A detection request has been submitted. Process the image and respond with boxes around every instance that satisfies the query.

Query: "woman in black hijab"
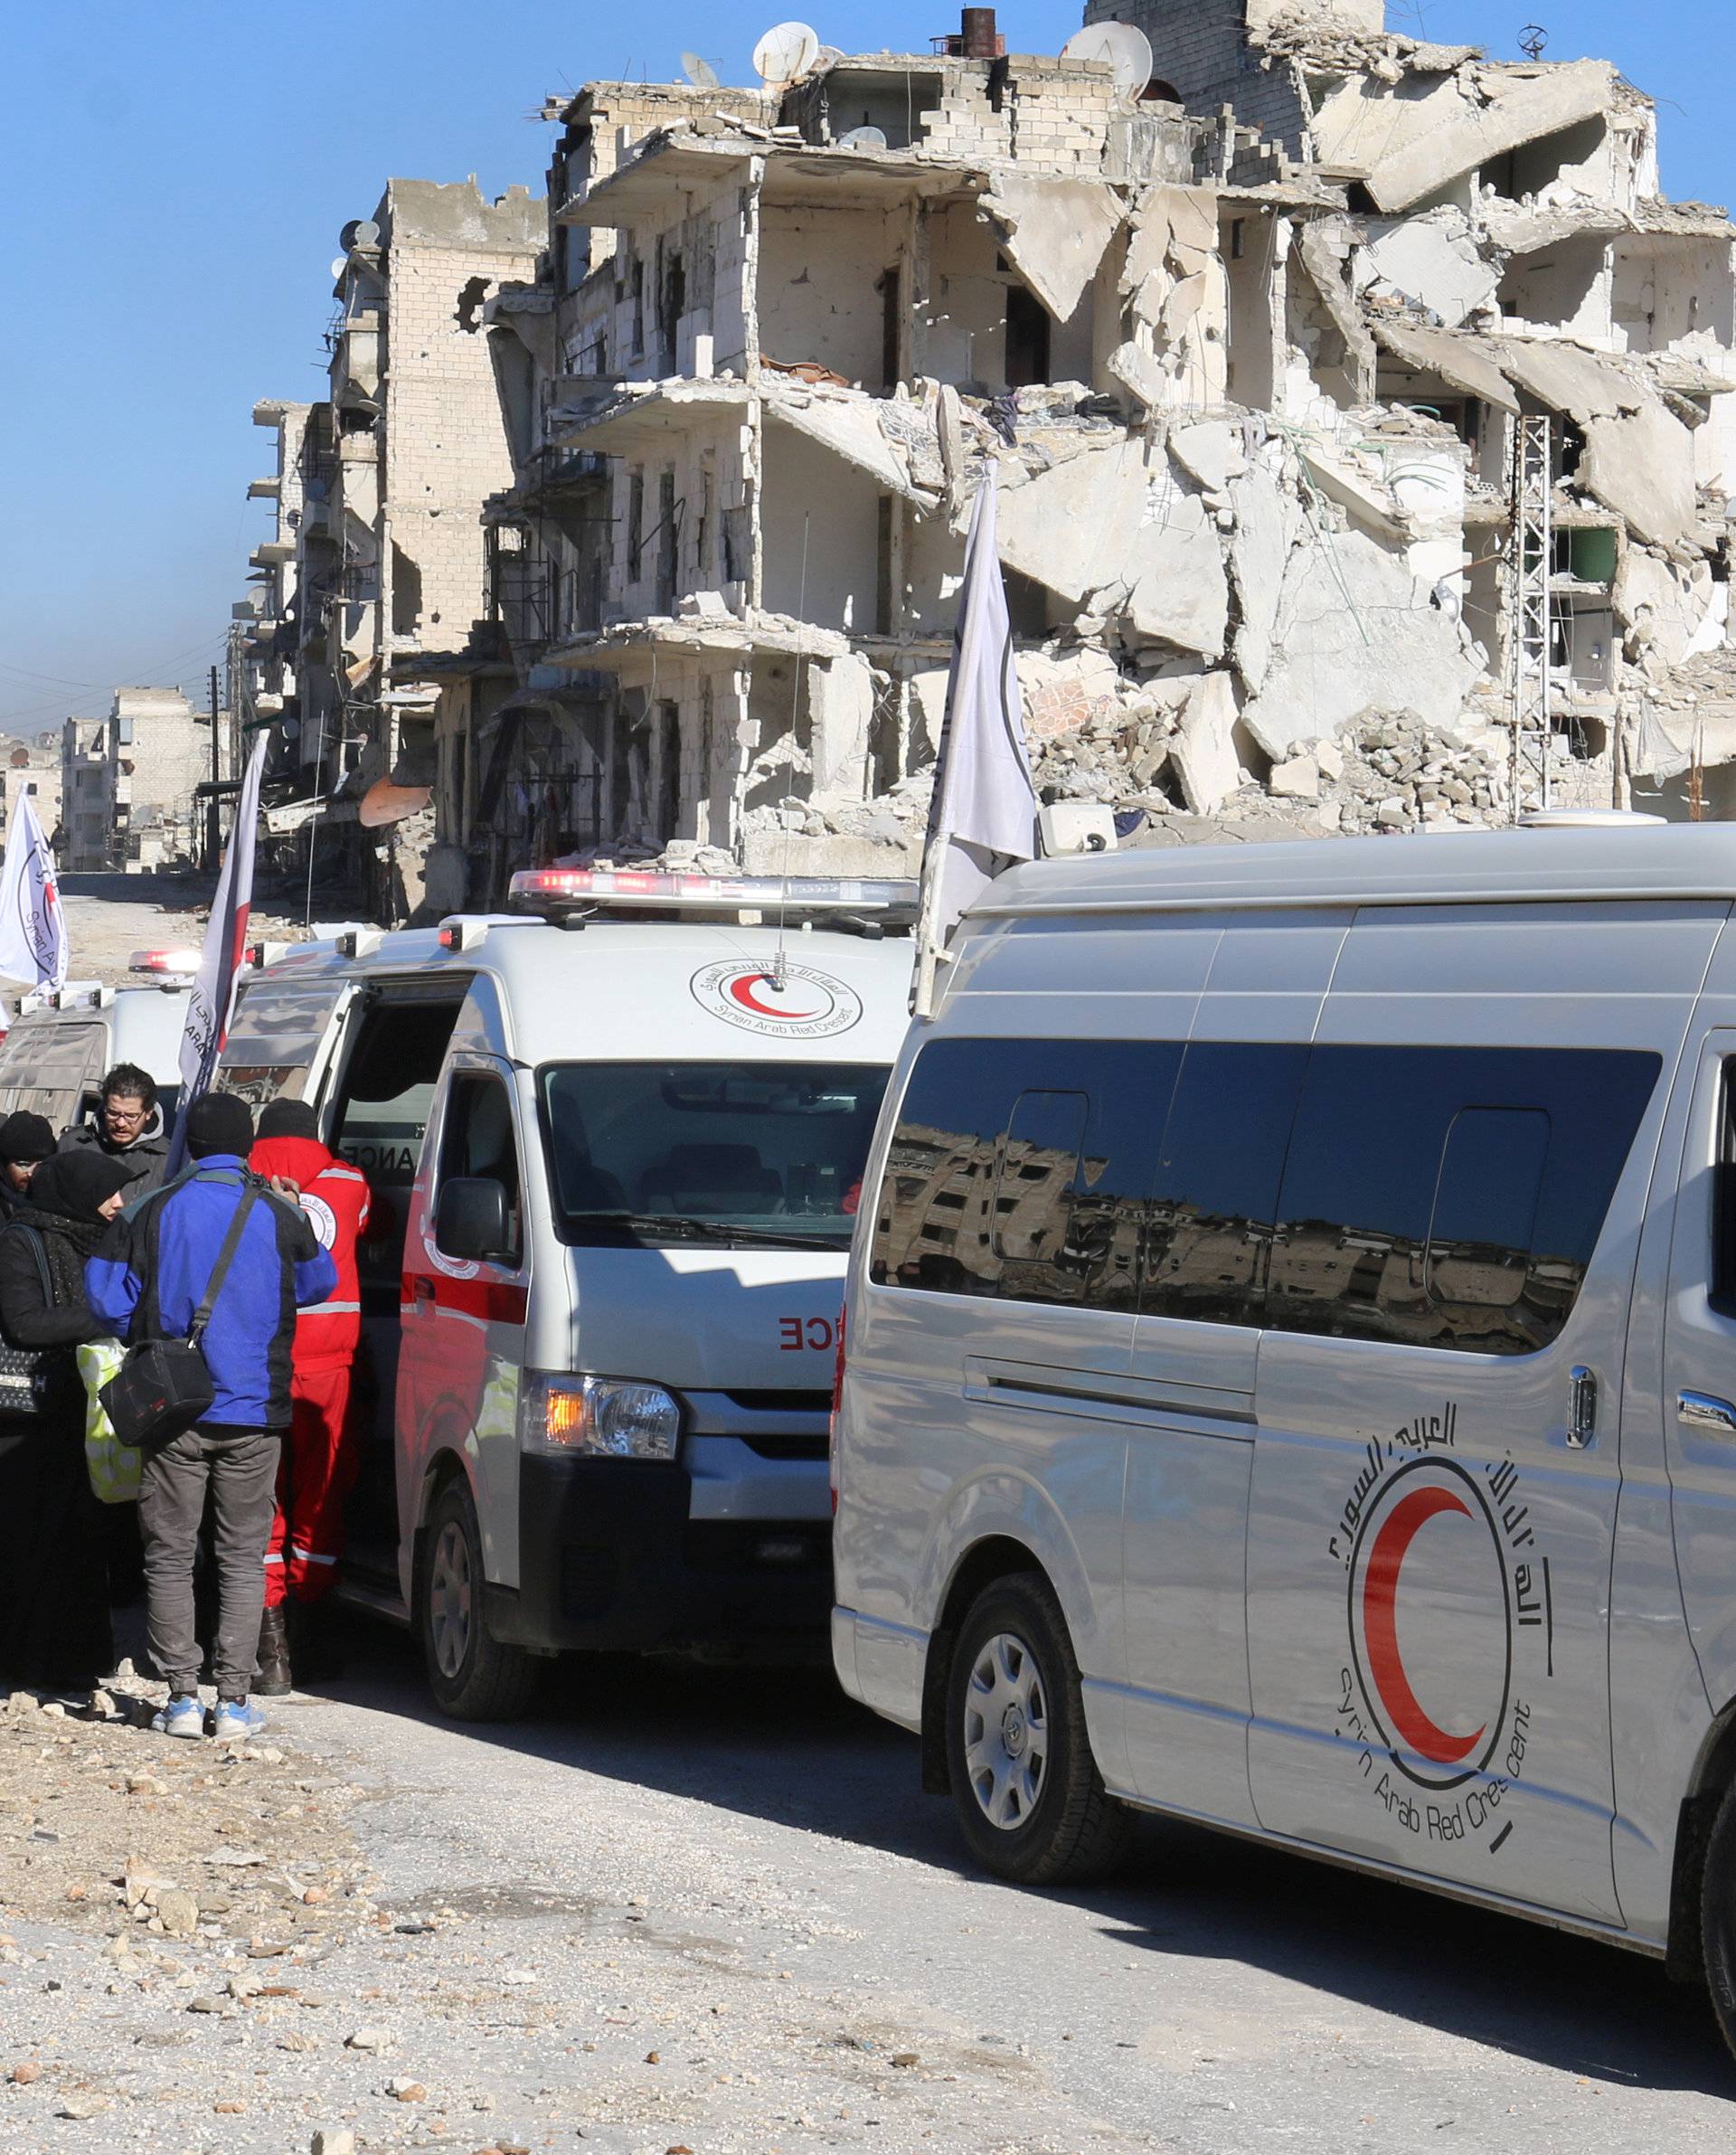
[0,1150,133,1693]
[0,1111,56,1223]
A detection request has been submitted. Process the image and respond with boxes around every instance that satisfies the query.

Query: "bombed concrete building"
[457,0,1736,893]
[238,179,543,912]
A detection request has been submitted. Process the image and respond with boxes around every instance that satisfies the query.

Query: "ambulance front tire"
[943,1572,1133,1887]
[417,1478,540,1722]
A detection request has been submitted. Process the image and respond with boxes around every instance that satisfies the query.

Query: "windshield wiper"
[568,1210,845,1252]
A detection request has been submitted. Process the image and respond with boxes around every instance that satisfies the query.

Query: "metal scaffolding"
[1507,413,1553,819]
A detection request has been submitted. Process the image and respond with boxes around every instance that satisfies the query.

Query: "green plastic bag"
[78,1339,139,1507]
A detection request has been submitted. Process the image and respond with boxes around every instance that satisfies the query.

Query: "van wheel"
[944,1574,1132,1886]
[1699,1778,1736,2063]
[418,1479,540,1722]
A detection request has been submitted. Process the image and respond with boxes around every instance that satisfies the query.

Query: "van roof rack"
[22,980,114,1012]
[507,867,919,935]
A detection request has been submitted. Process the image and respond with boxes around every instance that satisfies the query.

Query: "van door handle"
[1679,1389,1736,1437]
[1567,1366,1597,1450]
[408,1275,437,1307]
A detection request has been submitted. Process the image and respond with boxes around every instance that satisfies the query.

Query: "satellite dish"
[329,256,348,281]
[353,219,381,248]
[836,124,889,149]
[814,43,844,68]
[681,51,722,88]
[1060,21,1156,105]
[752,19,820,84]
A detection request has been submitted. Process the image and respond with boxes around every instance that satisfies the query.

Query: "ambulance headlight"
[521,1373,680,1460]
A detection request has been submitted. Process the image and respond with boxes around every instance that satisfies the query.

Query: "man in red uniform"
[249,1098,370,1695]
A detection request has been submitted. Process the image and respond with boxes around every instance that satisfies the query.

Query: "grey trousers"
[138,1426,280,1701]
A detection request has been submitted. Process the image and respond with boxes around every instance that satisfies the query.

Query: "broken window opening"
[656,472,679,614]
[629,259,646,358]
[879,264,902,393]
[455,276,490,332]
[722,500,750,586]
[867,676,902,797]
[875,496,894,638]
[1002,567,1052,640]
[627,472,645,581]
[658,250,686,376]
[655,700,682,840]
[1005,282,1052,390]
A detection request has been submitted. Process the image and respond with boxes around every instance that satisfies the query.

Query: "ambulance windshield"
[540,1061,889,1249]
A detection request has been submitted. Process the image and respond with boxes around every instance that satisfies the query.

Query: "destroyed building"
[240,179,543,912]
[236,0,1736,912]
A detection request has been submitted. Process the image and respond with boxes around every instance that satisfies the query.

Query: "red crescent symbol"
[727,973,826,1021]
[1363,1485,1486,1764]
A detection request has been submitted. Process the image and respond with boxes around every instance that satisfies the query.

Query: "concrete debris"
[1490,338,1697,546]
[1239,524,1485,762]
[1368,319,1520,415]
[1168,419,1248,496]
[981,174,1124,323]
[1310,59,1619,216]
[995,440,1229,658]
[1357,208,1500,329]
[1171,672,1242,815]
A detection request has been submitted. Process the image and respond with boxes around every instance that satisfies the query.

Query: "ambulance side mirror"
[436,1176,514,1264]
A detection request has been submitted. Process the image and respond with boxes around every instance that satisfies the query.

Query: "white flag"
[0,791,69,992]
[175,730,269,1148]
[912,465,1036,1016]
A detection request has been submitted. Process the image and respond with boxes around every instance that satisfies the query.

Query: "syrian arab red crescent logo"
[690,961,863,1039]
[1347,1458,1510,1790]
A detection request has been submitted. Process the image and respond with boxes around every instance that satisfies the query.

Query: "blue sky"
[0,0,1729,738]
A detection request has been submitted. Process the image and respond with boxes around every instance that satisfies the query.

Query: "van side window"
[1267,1045,1659,1355]
[869,1038,1178,1310]
[438,1073,523,1265]
[1141,1042,1307,1329]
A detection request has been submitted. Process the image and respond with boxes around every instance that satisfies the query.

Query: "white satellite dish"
[752,19,820,84]
[329,256,348,281]
[814,43,844,68]
[836,124,889,149]
[353,219,381,247]
[681,51,722,89]
[1060,21,1155,105]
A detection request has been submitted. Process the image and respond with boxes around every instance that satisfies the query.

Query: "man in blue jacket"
[87,1092,338,1741]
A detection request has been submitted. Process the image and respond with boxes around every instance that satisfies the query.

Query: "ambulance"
[217,871,914,1718]
[0,948,200,1133]
[830,817,1736,2067]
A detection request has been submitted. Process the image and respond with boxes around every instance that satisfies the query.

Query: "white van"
[219,871,913,1718]
[833,822,1736,2061]
[0,953,196,1133]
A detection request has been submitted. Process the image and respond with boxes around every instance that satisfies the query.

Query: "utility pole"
[206,663,222,874]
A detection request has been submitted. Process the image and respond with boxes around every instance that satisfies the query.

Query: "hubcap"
[429,1518,473,1680]
[963,1630,1049,1830]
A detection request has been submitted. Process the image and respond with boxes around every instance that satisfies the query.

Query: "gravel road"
[4,1622,1735,2153]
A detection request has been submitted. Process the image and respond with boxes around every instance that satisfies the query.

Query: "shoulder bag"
[101,1184,260,1451]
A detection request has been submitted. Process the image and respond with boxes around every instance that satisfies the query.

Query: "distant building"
[59,689,207,872]
[0,733,62,852]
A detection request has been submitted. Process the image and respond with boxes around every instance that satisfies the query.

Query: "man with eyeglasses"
[59,1063,172,1195]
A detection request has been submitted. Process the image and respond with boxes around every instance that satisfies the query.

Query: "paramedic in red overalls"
[249,1098,370,1695]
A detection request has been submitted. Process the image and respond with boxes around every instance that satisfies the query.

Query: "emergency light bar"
[507,868,920,924]
[129,948,202,979]
[21,980,113,1013]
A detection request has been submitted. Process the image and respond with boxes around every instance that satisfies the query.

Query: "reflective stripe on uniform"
[298,1300,361,1318]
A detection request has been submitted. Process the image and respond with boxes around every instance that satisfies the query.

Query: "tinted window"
[1267,1045,1658,1354]
[870,1037,1180,1309]
[539,1062,887,1251]
[1141,1042,1307,1329]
